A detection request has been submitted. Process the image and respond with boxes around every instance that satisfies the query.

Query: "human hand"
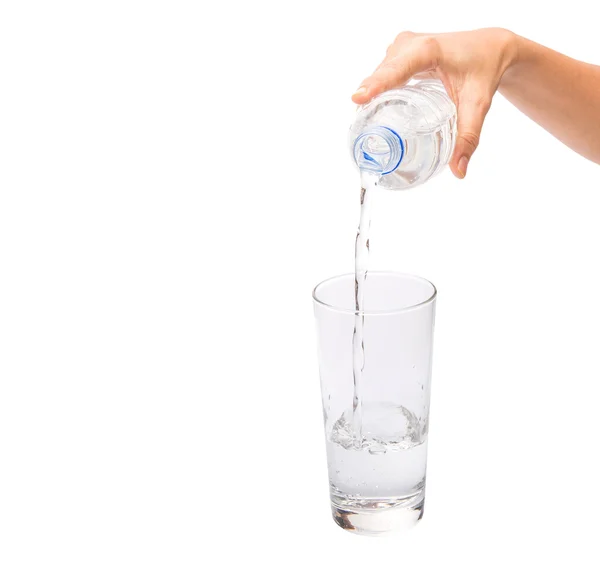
[352,29,517,178]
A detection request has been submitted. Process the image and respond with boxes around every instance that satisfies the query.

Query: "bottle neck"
[353,126,404,174]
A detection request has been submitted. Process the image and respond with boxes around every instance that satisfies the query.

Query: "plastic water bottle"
[349,79,457,190]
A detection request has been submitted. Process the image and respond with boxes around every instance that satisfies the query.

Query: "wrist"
[497,29,523,86]
[496,28,519,74]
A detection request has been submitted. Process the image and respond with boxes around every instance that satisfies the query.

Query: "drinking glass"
[313,272,437,535]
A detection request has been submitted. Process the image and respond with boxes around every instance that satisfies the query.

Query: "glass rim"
[312,271,437,316]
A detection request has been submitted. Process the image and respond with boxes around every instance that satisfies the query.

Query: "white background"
[1,1,599,576]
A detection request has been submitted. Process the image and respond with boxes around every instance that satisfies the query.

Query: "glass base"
[331,492,424,536]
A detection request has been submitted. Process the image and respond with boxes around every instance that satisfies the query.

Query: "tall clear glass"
[313,272,437,535]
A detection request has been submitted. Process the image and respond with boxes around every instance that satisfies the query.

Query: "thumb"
[450,92,492,179]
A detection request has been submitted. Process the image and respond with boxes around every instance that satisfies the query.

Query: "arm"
[499,36,600,164]
[352,29,600,178]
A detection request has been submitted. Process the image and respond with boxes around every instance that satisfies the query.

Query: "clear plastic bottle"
[349,79,457,190]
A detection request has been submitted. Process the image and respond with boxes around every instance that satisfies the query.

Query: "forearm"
[499,34,600,164]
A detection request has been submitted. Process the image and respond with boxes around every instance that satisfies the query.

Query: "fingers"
[450,90,492,179]
[352,36,441,104]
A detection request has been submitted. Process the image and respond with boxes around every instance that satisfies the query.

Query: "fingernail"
[458,156,468,178]
[353,86,367,97]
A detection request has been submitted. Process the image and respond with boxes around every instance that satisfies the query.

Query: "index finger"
[352,36,441,104]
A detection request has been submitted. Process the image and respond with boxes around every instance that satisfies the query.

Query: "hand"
[352,29,517,178]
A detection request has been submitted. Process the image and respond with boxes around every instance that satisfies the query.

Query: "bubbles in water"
[330,402,427,453]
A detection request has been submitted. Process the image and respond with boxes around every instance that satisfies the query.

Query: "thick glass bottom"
[331,490,425,536]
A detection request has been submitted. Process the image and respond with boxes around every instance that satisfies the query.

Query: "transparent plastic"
[349,79,457,190]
